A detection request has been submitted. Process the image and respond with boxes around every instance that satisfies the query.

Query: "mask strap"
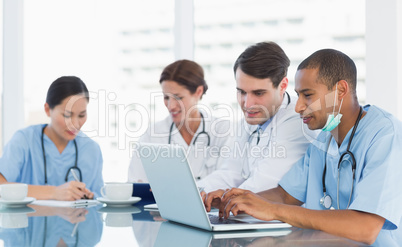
[332,83,338,114]
[332,83,344,116]
[337,97,344,115]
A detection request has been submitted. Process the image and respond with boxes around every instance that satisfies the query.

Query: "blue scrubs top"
[279,105,402,230]
[0,124,104,197]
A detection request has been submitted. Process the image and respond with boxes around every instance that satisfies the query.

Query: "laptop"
[154,221,292,247]
[139,142,292,231]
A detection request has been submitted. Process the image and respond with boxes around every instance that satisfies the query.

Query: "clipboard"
[132,183,155,204]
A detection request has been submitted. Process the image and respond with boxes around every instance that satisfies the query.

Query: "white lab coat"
[197,93,320,193]
[128,110,231,182]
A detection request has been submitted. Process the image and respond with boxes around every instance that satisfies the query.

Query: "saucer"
[96,197,141,207]
[0,197,36,208]
[97,206,141,214]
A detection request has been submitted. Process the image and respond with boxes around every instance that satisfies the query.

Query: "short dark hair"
[159,59,208,96]
[297,49,357,93]
[233,41,290,87]
[46,76,89,109]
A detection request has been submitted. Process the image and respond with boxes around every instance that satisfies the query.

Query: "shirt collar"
[257,92,290,132]
[258,118,272,132]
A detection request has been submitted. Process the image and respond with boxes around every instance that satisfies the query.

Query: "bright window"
[24,0,175,182]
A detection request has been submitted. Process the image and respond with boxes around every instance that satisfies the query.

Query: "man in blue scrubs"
[213,49,402,245]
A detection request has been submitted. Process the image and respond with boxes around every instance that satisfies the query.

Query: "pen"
[70,169,88,199]
[70,169,80,181]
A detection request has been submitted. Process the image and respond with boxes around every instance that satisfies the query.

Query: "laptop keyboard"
[208,214,243,225]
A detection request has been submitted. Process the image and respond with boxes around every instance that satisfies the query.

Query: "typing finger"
[223,197,242,218]
[200,191,206,201]
[221,188,243,201]
[205,194,217,212]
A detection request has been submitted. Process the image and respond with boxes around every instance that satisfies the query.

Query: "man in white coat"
[199,42,318,204]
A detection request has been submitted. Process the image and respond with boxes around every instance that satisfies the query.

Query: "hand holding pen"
[52,181,92,201]
[70,169,92,199]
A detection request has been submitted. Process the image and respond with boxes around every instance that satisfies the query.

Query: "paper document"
[32,199,100,208]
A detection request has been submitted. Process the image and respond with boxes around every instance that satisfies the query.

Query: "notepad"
[32,199,100,208]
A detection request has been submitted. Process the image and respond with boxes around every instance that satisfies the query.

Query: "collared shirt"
[259,117,273,132]
[198,93,320,193]
[279,105,402,230]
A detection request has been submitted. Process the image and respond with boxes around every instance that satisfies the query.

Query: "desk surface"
[0,201,400,247]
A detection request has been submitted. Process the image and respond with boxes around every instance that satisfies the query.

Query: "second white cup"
[101,182,133,201]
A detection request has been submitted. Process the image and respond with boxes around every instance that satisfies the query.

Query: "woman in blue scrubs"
[0,76,103,200]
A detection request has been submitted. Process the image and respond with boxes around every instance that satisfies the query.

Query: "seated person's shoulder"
[363,105,402,135]
[147,116,171,136]
[10,124,43,144]
[209,114,232,134]
[75,132,101,152]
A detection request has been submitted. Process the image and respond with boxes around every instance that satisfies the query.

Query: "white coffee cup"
[101,182,133,201]
[0,213,28,228]
[0,184,28,201]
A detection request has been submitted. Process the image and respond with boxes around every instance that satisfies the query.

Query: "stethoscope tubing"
[41,124,80,184]
[168,112,211,146]
[321,106,363,209]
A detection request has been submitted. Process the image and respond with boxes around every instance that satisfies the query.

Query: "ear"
[337,80,349,100]
[195,85,204,99]
[278,77,289,95]
[44,103,51,117]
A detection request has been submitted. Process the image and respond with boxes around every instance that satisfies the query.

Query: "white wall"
[366,0,402,118]
[2,0,24,146]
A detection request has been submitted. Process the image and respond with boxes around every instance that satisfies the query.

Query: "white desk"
[0,202,399,246]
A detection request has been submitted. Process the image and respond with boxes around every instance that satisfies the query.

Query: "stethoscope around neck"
[320,106,363,210]
[41,124,81,184]
[246,92,291,144]
[168,112,211,146]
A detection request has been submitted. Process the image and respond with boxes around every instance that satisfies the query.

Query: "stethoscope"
[168,112,210,146]
[242,92,291,179]
[320,106,363,210]
[247,92,291,144]
[41,124,81,184]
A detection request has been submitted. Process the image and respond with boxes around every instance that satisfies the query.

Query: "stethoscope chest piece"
[320,193,333,209]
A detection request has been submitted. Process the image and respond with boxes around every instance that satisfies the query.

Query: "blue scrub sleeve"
[278,147,311,203]
[76,139,104,198]
[0,131,28,182]
[348,130,402,230]
[90,146,104,198]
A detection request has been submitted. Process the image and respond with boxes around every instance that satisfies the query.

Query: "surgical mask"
[322,84,343,132]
